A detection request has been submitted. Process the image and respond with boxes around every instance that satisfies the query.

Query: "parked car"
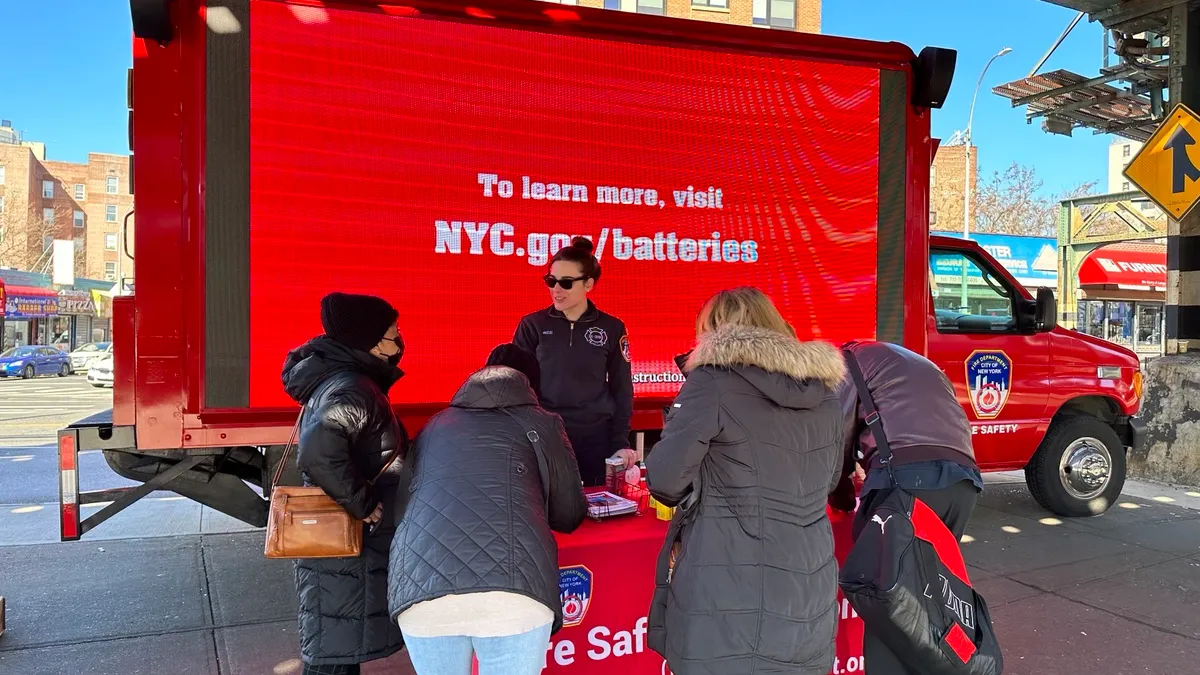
[0,346,73,379]
[87,352,114,388]
[68,342,112,374]
[52,333,73,352]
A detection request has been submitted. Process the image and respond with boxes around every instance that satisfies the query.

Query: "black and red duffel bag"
[838,348,1003,675]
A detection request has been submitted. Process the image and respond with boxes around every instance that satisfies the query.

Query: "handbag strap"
[500,407,551,508]
[270,408,306,489]
[841,344,897,488]
[270,403,403,490]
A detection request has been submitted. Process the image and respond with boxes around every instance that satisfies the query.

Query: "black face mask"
[379,335,404,368]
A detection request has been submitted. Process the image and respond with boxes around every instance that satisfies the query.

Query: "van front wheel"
[1025,416,1126,517]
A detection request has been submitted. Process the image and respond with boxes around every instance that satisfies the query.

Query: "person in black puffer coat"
[388,344,588,675]
[646,287,846,675]
[281,293,408,675]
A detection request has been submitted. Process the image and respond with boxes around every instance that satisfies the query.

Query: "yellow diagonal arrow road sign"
[1124,103,1200,219]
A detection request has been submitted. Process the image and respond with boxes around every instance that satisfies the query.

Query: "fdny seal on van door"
[965,350,1012,420]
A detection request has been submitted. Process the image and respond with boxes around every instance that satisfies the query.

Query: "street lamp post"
[959,46,1012,311]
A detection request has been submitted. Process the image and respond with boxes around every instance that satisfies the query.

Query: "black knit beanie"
[486,343,541,400]
[320,292,399,353]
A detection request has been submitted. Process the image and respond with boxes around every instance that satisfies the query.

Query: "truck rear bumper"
[57,411,270,540]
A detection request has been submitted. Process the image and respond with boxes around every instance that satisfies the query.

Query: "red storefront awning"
[3,284,60,319]
[1078,243,1167,291]
[6,285,58,298]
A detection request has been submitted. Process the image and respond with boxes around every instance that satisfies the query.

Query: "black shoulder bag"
[838,347,1004,675]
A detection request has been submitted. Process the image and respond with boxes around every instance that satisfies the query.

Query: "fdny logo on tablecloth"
[965,351,1012,420]
[559,565,593,627]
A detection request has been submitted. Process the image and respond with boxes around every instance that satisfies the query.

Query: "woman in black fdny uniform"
[513,237,634,486]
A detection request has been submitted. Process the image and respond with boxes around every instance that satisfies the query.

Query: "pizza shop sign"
[57,290,97,315]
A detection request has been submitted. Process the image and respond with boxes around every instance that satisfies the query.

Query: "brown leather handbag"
[264,408,400,559]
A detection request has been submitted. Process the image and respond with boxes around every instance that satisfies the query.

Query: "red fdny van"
[58,0,1143,544]
[927,235,1143,516]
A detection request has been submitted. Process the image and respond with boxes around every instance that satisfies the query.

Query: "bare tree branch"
[974,162,1097,237]
[0,202,88,275]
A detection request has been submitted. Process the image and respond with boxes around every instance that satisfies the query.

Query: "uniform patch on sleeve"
[620,334,630,363]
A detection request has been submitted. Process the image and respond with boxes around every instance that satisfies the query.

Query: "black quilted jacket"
[388,366,588,633]
[281,336,407,666]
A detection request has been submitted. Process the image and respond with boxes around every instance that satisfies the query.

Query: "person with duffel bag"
[830,340,1002,675]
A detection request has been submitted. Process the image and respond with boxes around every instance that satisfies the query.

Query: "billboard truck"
[63,0,1143,548]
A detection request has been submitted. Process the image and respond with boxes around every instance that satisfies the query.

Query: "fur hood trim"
[686,325,845,388]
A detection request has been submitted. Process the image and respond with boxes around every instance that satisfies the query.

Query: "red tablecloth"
[534,507,865,674]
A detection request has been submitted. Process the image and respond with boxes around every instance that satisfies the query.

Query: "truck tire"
[1025,415,1126,517]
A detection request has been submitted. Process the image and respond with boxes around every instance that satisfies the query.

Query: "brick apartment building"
[0,126,133,284]
[573,0,820,33]
[930,144,977,233]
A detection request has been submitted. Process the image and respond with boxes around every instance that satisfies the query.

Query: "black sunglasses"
[544,274,589,290]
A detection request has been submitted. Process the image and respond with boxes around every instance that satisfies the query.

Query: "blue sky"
[3,0,1110,195]
[824,0,1113,195]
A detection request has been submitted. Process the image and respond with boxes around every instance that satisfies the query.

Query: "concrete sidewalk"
[0,478,1197,675]
[961,477,1200,675]
[0,531,412,675]
[0,495,259,547]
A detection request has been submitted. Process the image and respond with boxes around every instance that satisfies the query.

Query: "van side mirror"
[1035,287,1057,333]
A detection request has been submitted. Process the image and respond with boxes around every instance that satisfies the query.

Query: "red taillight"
[59,432,80,541]
[378,4,419,16]
[543,8,581,21]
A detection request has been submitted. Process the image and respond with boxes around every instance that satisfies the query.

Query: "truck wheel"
[1025,416,1126,517]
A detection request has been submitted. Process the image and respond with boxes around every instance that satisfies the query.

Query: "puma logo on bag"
[872,514,894,534]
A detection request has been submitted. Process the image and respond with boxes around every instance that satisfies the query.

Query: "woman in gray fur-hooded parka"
[646,301,847,675]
